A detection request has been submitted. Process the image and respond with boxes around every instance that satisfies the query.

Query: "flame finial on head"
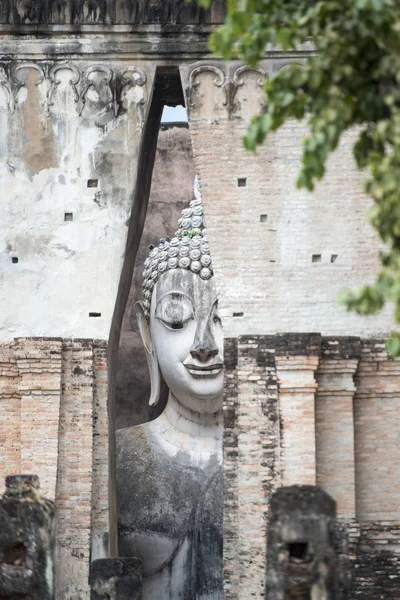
[141,184,213,319]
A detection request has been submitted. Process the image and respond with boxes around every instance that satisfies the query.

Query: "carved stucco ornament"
[0,0,10,23]
[11,62,45,107]
[187,63,267,118]
[188,64,227,110]
[0,66,14,112]
[0,0,226,24]
[230,64,267,113]
[117,65,147,121]
[79,64,114,116]
[47,62,80,111]
[0,61,149,118]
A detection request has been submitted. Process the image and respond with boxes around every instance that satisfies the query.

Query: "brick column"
[223,338,239,599]
[55,339,94,600]
[274,334,321,486]
[0,343,21,490]
[315,337,360,519]
[92,340,109,561]
[225,336,280,600]
[15,338,62,500]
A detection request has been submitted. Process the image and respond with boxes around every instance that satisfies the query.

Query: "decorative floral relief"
[0,0,226,24]
[47,0,70,24]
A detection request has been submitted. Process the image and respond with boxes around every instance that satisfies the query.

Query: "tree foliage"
[198,0,400,354]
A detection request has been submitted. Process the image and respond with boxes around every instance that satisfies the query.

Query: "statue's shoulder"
[116,421,158,468]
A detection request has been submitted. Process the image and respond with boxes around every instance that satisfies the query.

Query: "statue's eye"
[170,322,184,330]
[155,293,194,331]
[213,315,222,325]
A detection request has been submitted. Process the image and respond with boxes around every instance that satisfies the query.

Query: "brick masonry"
[223,334,400,600]
[184,60,394,340]
[0,337,109,600]
[1,334,397,599]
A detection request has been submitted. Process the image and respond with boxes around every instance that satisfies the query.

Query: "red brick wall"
[0,337,109,600]
[55,339,94,599]
[17,338,62,500]
[223,334,400,599]
[0,343,21,482]
[315,338,360,519]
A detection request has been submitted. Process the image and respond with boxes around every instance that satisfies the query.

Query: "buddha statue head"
[136,189,224,416]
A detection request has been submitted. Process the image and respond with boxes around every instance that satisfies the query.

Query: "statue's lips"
[184,363,224,376]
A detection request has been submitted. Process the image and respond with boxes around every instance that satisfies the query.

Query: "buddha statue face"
[137,267,224,415]
[150,268,224,414]
[137,191,223,415]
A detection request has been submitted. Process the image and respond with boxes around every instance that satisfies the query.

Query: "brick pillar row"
[0,337,109,600]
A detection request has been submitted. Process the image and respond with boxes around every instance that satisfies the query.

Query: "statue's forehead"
[155,269,216,307]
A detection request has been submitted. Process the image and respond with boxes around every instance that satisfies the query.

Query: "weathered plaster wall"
[223,335,400,600]
[182,60,393,339]
[0,59,154,342]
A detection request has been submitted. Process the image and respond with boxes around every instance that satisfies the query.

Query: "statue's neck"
[164,392,223,439]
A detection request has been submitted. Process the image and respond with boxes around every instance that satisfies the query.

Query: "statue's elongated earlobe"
[135,301,161,407]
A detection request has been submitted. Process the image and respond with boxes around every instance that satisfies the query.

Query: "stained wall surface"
[182,60,393,339]
[0,58,154,342]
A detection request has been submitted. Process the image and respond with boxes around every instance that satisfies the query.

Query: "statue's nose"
[190,345,218,362]
[190,315,219,362]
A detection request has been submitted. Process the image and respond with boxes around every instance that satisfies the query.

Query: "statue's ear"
[135,301,161,407]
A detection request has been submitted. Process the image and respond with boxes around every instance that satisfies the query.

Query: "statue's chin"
[176,396,223,415]
[166,375,223,415]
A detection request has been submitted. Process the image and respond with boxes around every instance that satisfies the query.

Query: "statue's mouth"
[184,363,224,376]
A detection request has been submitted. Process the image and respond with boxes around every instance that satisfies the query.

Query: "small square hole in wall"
[312,254,322,263]
[64,213,73,222]
[11,257,18,264]
[89,312,102,318]
[233,311,244,318]
[331,254,338,263]
[260,214,268,223]
[237,177,247,188]
[87,179,98,188]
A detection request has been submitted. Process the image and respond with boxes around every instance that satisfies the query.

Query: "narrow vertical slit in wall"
[109,66,188,554]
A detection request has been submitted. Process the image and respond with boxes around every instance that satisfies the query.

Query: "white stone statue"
[116,189,224,599]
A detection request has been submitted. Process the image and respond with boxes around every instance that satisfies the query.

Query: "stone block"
[91,558,143,600]
[266,485,337,600]
[0,475,55,600]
